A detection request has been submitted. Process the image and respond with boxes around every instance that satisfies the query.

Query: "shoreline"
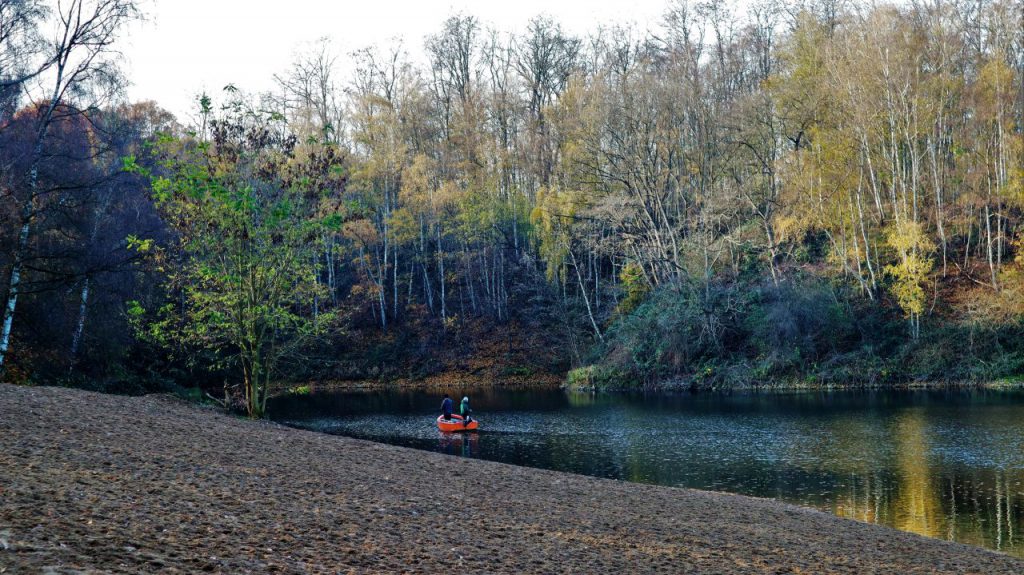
[283,374,1024,395]
[564,378,1024,393]
[275,371,564,396]
[3,382,1022,574]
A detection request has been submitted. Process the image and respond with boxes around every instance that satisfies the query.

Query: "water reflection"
[269,387,1024,556]
[439,432,479,458]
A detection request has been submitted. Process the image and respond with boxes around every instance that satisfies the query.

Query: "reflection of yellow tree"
[892,411,945,538]
[802,410,947,539]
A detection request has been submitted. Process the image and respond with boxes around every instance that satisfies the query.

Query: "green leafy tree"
[128,95,340,417]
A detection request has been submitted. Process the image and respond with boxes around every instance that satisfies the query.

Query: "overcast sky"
[123,0,671,120]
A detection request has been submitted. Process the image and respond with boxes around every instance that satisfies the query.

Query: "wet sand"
[1,383,1021,574]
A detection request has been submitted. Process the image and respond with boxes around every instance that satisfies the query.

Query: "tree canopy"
[0,0,1022,408]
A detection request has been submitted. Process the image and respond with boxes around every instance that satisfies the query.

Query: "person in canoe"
[440,394,454,421]
[459,396,472,427]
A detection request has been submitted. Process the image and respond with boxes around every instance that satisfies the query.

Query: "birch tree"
[0,0,139,371]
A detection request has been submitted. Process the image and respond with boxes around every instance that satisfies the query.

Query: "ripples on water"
[270,387,1024,556]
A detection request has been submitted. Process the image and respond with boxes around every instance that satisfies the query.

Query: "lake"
[269,386,1024,556]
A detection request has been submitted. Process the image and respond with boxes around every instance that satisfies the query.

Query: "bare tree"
[274,38,342,144]
[0,0,47,118]
[515,16,580,186]
[426,14,478,138]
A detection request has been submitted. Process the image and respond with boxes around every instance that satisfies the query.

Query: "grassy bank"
[564,363,1024,392]
[568,275,1024,392]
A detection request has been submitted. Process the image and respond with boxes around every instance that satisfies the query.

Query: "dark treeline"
[1,0,1022,412]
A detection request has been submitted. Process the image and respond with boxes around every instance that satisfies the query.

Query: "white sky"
[123,0,671,120]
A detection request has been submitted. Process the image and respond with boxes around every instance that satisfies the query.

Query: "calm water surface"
[269,387,1024,556]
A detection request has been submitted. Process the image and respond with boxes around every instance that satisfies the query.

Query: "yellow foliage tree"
[883,221,935,339]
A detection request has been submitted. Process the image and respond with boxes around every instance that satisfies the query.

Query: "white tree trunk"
[0,219,30,369]
[70,277,91,363]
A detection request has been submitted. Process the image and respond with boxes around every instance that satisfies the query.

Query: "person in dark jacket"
[460,396,472,426]
[440,394,454,421]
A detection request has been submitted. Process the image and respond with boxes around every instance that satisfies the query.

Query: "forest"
[0,0,1022,416]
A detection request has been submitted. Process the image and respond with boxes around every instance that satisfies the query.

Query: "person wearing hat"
[459,395,472,427]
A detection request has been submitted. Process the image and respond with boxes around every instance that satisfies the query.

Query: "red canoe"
[437,414,479,432]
